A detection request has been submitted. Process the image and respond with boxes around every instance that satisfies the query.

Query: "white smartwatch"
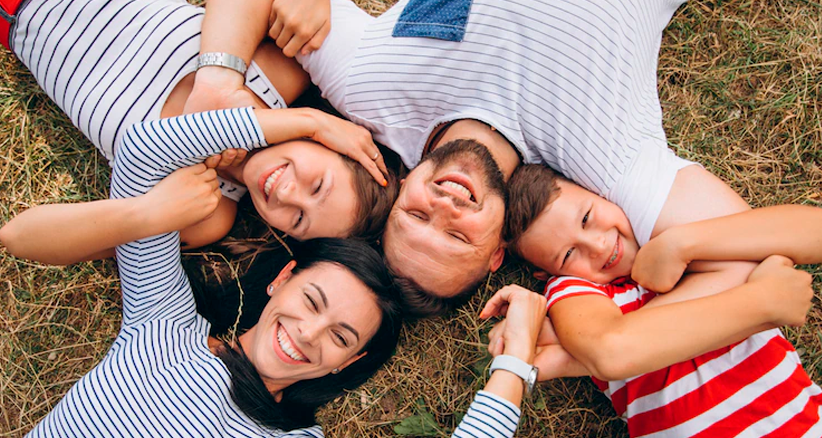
[489,355,539,396]
[196,52,248,76]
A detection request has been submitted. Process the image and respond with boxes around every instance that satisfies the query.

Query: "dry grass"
[1,0,821,436]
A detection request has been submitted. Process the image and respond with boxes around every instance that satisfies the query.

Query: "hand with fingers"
[309,110,388,186]
[268,0,331,58]
[480,285,548,363]
[204,148,249,170]
[139,164,223,234]
[183,67,258,115]
[748,255,814,328]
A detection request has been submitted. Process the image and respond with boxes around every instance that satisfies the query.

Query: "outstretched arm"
[635,204,822,292]
[547,256,813,381]
[0,165,221,265]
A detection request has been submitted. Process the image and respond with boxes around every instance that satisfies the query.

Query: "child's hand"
[204,149,249,169]
[632,228,689,292]
[480,285,548,362]
[748,255,813,327]
[533,344,591,381]
[139,164,222,234]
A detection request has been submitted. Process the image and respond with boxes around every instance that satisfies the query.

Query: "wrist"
[132,194,164,236]
[193,65,246,90]
[502,341,536,364]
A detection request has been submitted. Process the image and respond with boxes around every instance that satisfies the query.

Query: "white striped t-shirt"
[299,0,694,245]
[545,276,822,437]
[25,107,523,437]
[10,0,286,202]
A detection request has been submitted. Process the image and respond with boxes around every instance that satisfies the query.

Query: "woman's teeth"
[277,326,308,362]
[440,180,474,201]
[264,167,286,198]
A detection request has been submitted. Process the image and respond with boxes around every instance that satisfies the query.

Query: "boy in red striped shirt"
[483,164,822,437]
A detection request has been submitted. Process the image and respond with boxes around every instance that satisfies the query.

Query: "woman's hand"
[480,285,547,362]
[487,316,559,357]
[632,227,689,292]
[183,67,257,115]
[309,110,388,186]
[138,164,222,234]
[748,255,814,327]
[268,0,331,57]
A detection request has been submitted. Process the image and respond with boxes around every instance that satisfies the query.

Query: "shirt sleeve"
[544,276,610,312]
[452,391,521,438]
[280,425,324,437]
[110,108,265,327]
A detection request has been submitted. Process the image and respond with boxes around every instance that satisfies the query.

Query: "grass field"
[1,0,821,436]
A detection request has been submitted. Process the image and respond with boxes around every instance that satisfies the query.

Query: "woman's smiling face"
[239,261,381,392]
[242,140,358,240]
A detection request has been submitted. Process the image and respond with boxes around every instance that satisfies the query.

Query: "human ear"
[489,245,505,272]
[268,260,297,295]
[533,271,550,281]
[336,351,368,373]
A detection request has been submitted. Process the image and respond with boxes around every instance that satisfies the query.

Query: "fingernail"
[381,179,387,187]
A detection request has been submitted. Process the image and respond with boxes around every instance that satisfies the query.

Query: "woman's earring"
[331,368,340,374]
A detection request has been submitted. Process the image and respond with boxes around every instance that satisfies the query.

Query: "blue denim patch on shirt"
[392,0,473,42]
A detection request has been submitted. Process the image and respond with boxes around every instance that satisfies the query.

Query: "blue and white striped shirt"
[26,108,521,437]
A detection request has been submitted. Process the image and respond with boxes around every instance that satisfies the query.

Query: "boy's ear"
[533,270,550,281]
[489,245,505,272]
[268,260,297,295]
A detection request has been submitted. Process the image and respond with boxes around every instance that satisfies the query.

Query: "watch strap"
[489,355,533,380]
[196,52,248,76]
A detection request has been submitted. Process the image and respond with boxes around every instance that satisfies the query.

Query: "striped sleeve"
[452,391,521,438]
[544,276,610,311]
[110,108,264,326]
[281,425,324,437]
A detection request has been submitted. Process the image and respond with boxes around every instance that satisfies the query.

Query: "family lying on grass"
[1,0,820,436]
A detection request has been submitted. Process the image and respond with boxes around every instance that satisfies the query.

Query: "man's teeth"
[277,327,307,362]
[264,167,286,198]
[440,181,474,201]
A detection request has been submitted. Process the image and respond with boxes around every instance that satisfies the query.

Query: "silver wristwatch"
[489,355,539,395]
[196,52,248,76]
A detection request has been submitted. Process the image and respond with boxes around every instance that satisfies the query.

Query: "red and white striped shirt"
[545,276,822,437]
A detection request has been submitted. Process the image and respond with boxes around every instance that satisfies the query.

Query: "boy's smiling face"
[517,179,639,284]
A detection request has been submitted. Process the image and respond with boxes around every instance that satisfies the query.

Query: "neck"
[427,119,521,181]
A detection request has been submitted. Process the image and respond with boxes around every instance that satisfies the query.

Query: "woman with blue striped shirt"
[18,106,544,437]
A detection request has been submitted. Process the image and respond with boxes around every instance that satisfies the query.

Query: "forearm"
[554,282,777,381]
[0,198,156,265]
[670,205,822,265]
[200,0,270,64]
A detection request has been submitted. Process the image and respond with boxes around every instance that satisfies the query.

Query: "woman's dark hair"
[214,238,403,431]
[342,156,400,242]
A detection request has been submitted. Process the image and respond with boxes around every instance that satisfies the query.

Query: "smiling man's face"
[383,140,507,299]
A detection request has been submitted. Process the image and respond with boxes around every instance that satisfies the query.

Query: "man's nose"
[431,194,462,218]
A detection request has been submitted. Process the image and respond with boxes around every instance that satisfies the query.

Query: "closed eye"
[313,179,323,195]
[448,232,468,244]
[305,293,318,312]
[582,209,590,227]
[334,332,349,347]
[561,248,574,267]
[294,211,304,230]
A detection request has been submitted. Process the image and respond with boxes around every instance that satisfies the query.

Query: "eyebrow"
[310,282,361,342]
[310,282,329,308]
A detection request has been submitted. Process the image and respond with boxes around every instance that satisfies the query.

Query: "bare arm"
[548,256,813,381]
[635,204,822,292]
[0,165,222,265]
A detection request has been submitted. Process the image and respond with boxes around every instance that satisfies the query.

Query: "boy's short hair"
[504,164,566,258]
